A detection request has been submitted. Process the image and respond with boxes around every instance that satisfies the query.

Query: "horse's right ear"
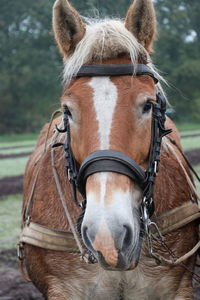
[53,0,85,59]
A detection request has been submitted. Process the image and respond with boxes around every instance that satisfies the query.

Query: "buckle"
[141,197,163,257]
[142,197,150,234]
[26,215,31,226]
[67,168,71,181]
[81,250,97,264]
[17,242,25,260]
[154,161,158,174]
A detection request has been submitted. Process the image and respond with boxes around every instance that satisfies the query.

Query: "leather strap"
[152,201,200,235]
[76,64,159,83]
[20,222,79,252]
[77,150,146,196]
[19,202,200,253]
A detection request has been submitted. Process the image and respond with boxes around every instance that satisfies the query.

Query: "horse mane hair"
[63,19,166,98]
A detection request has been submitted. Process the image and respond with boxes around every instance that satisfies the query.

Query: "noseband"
[53,63,172,226]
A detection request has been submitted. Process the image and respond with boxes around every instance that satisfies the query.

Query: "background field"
[0,136,36,249]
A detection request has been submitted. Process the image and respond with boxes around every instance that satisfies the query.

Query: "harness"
[18,63,200,280]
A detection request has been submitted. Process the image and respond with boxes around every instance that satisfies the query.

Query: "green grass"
[195,181,200,197]
[180,129,200,136]
[181,135,200,151]
[0,194,22,249]
[0,139,36,149]
[0,146,34,155]
[0,156,29,178]
[194,165,200,196]
[176,122,200,131]
[0,133,38,143]
[194,164,200,173]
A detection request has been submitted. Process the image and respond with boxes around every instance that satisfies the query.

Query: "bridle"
[53,63,172,245]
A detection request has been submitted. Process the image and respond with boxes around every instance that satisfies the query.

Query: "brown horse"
[20,0,200,299]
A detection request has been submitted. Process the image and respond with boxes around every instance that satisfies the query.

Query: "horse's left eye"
[142,102,152,114]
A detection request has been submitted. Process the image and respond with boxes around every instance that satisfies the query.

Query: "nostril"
[82,226,95,252]
[122,225,133,250]
[82,225,88,242]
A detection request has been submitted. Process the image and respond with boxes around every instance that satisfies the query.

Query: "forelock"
[63,19,146,85]
[62,18,168,104]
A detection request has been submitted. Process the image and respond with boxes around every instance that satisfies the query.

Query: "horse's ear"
[125,0,157,53]
[53,0,85,58]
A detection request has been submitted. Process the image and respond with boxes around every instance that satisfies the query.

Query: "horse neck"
[154,147,192,214]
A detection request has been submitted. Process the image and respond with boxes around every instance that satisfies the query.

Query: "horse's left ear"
[53,0,86,59]
[125,0,157,53]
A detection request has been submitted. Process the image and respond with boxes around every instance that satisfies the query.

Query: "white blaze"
[84,77,141,246]
[88,77,118,149]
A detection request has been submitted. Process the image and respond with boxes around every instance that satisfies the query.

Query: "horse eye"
[142,102,152,114]
[66,108,72,119]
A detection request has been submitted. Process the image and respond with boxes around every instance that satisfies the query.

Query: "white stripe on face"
[88,77,118,149]
[86,77,139,224]
[84,78,142,260]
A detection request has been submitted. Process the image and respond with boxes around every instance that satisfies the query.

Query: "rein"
[18,63,200,281]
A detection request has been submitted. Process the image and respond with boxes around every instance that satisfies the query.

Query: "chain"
[142,209,200,283]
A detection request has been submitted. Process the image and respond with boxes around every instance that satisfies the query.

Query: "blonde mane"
[63,19,166,95]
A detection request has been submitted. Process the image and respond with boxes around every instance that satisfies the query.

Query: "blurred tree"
[154,0,200,122]
[0,0,199,134]
[72,0,131,17]
[0,0,62,133]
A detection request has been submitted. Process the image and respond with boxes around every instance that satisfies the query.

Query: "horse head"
[53,0,160,271]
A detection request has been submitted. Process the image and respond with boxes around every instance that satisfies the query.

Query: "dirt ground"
[0,249,43,300]
[0,152,32,159]
[185,149,200,166]
[0,175,23,197]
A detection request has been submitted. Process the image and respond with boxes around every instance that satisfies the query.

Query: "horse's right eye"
[65,107,73,119]
[142,102,152,114]
[67,108,72,118]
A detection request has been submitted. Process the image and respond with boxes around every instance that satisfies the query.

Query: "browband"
[77,150,146,196]
[75,64,159,83]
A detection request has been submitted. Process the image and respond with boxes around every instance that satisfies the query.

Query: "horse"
[19,0,200,299]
